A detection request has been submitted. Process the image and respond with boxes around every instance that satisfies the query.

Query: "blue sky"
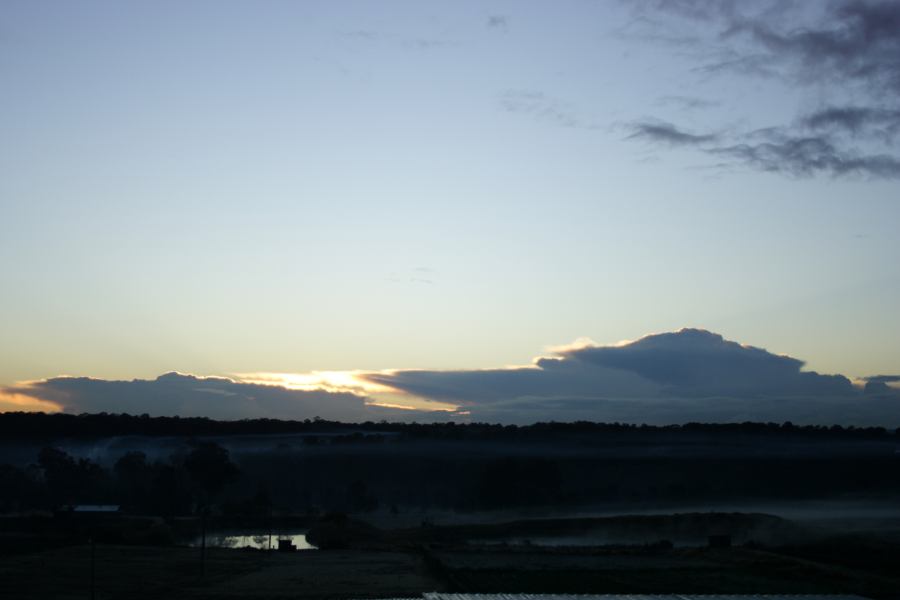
[2,1,899,422]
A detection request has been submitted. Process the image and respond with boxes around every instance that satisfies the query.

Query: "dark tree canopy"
[184,442,239,498]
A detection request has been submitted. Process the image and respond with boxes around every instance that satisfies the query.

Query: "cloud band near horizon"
[2,329,899,426]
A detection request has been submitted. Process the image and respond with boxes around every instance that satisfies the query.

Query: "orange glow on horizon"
[231,371,397,395]
[0,388,62,413]
[232,370,460,412]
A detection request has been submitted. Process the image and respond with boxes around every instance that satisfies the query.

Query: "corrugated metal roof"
[71,505,120,512]
[422,595,867,600]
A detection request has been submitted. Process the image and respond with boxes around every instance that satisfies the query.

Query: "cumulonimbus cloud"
[364,329,900,426]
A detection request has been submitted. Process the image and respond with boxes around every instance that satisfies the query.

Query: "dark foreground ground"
[3,518,900,600]
[1,545,437,600]
[3,543,900,600]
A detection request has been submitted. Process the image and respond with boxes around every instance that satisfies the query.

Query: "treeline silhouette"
[0,411,896,440]
[2,411,900,518]
[4,438,899,518]
[1,442,240,516]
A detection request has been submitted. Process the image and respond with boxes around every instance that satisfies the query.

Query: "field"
[0,544,441,600]
[4,520,900,600]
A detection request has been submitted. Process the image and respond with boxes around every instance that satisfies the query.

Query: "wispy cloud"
[627,120,718,146]
[720,1,900,93]
[708,135,900,178]
[500,90,599,130]
[338,29,457,51]
[626,118,900,178]
[486,15,509,32]
[801,106,900,141]
[623,1,900,179]
[655,95,722,111]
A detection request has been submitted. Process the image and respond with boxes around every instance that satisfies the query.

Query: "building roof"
[71,505,120,512]
[359,595,867,600]
[423,595,868,600]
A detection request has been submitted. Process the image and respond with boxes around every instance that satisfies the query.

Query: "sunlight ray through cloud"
[231,371,459,412]
[231,371,394,395]
[0,388,62,413]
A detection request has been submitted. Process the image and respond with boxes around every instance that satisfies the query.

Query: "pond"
[188,532,316,550]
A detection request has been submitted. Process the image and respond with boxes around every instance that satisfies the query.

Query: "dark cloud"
[4,373,386,422]
[724,1,900,92]
[366,359,659,406]
[627,120,718,146]
[801,106,900,141]
[865,375,900,383]
[707,135,900,178]
[625,1,900,179]
[553,329,853,397]
[487,15,509,31]
[636,0,900,91]
[626,116,900,178]
[366,329,900,426]
[863,375,900,396]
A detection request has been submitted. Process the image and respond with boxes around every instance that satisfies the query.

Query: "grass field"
[4,541,900,599]
[0,544,442,600]
[4,510,900,600]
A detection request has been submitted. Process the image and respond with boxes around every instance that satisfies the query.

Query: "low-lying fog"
[5,430,899,539]
[3,430,897,468]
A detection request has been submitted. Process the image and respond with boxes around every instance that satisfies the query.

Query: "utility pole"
[200,511,207,577]
[89,535,96,600]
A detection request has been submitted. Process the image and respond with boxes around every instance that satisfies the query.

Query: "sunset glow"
[233,371,460,413]
[232,371,395,396]
[0,389,62,413]
[0,1,898,424]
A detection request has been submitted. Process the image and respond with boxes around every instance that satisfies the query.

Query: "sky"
[1,1,899,424]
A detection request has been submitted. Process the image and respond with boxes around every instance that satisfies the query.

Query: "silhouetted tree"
[38,447,108,505]
[0,464,38,512]
[184,442,239,504]
[347,480,378,513]
[476,457,562,509]
[150,463,193,516]
[114,451,154,512]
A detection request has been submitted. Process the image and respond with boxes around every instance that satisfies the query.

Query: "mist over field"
[4,415,899,526]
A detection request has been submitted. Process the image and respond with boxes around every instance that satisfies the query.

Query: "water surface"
[189,532,315,550]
